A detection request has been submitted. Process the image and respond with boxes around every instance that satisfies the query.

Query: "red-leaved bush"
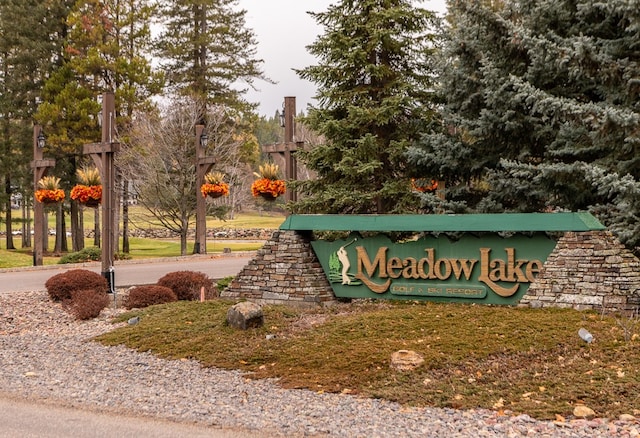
[45,269,108,302]
[124,285,177,309]
[157,271,216,301]
[64,289,110,320]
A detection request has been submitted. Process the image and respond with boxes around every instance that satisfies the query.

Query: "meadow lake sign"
[279,213,606,305]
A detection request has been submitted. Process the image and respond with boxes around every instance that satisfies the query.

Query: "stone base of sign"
[221,230,336,306]
[521,231,640,313]
[223,229,639,313]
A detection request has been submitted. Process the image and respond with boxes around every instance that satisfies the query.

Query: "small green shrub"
[157,271,216,301]
[64,289,110,320]
[58,247,102,264]
[216,275,234,292]
[45,269,109,302]
[124,285,177,309]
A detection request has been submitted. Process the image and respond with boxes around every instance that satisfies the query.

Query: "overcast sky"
[237,0,448,117]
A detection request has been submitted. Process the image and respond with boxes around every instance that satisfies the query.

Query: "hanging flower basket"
[201,171,230,199]
[35,189,65,204]
[201,182,229,198]
[35,176,65,204]
[411,178,438,193]
[72,166,102,207]
[70,184,102,207]
[251,163,286,201]
[251,178,286,201]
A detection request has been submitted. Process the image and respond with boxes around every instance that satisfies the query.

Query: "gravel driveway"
[0,291,637,437]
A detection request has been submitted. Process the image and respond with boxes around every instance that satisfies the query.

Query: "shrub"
[64,289,110,320]
[45,269,108,302]
[124,285,177,309]
[217,275,235,292]
[157,271,216,301]
[59,247,102,264]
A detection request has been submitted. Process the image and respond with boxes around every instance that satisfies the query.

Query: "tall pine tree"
[292,0,441,214]
[36,0,162,252]
[0,0,62,249]
[155,0,268,117]
[408,0,640,252]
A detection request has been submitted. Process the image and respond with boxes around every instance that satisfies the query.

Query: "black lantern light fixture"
[37,130,46,148]
[199,130,209,148]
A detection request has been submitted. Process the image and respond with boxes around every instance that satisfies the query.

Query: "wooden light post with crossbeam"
[194,124,215,254]
[31,125,55,266]
[83,92,119,291]
[262,96,301,202]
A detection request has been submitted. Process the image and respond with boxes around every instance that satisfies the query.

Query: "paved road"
[0,254,270,437]
[0,395,271,438]
[0,254,254,294]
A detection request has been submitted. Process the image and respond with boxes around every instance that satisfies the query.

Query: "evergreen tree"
[253,112,282,147]
[0,0,62,249]
[408,0,640,252]
[36,0,162,252]
[156,0,269,117]
[292,0,441,214]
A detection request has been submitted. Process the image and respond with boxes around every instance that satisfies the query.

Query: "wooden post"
[262,96,299,202]
[83,92,119,290]
[30,125,55,266]
[194,124,215,254]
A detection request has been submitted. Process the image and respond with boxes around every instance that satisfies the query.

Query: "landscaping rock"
[573,405,596,418]
[390,350,424,371]
[226,301,264,330]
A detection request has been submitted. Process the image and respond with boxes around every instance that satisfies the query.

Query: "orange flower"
[35,189,65,204]
[251,178,286,199]
[411,178,438,193]
[201,182,229,198]
[70,184,102,205]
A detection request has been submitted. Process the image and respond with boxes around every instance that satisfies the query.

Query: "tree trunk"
[43,211,48,252]
[180,230,188,256]
[180,214,188,256]
[22,198,31,248]
[60,209,68,252]
[54,204,62,252]
[54,203,68,252]
[122,178,130,253]
[5,176,15,250]
[71,201,83,251]
[94,207,100,247]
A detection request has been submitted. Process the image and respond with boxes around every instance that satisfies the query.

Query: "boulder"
[573,405,596,418]
[226,301,264,330]
[390,350,424,371]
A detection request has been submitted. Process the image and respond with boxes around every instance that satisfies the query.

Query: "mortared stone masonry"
[522,231,640,313]
[222,230,335,306]
[223,229,640,313]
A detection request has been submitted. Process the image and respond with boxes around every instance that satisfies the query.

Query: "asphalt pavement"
[0,253,254,294]
[0,394,272,438]
[0,253,268,437]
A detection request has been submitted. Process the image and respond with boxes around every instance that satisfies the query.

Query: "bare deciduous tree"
[120,96,242,255]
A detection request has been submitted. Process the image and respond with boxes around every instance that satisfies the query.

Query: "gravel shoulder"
[0,291,636,437]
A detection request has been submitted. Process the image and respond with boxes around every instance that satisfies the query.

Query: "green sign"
[311,233,557,305]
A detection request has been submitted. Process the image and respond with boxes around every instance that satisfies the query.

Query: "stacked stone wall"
[521,231,640,313]
[223,229,639,313]
[221,230,335,306]
[82,227,273,240]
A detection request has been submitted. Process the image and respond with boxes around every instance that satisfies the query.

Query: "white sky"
[237,0,448,117]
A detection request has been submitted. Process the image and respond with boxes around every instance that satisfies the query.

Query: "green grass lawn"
[0,209,283,268]
[96,300,640,421]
